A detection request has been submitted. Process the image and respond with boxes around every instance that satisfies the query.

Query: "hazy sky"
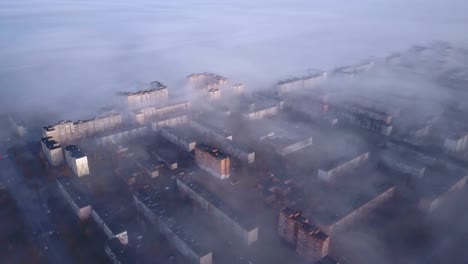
[1,0,467,115]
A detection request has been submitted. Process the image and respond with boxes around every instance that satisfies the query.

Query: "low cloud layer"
[1,0,468,116]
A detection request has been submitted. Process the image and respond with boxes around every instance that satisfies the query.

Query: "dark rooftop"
[64,144,86,159]
[106,238,135,264]
[57,176,91,209]
[41,137,61,150]
[315,255,339,264]
[196,144,228,160]
[177,174,257,230]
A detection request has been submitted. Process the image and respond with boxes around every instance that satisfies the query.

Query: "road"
[0,140,73,264]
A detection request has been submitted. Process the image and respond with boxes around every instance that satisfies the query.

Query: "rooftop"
[41,137,61,150]
[160,126,197,142]
[106,238,135,264]
[315,256,339,264]
[57,176,91,209]
[196,144,228,160]
[93,203,127,235]
[178,174,257,230]
[118,82,167,96]
[305,166,394,226]
[64,144,86,159]
[134,191,212,256]
[277,72,326,85]
[320,151,369,171]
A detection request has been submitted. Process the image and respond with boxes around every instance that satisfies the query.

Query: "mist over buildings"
[1,0,468,116]
[1,1,468,264]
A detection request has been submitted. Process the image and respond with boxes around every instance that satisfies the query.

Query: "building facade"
[56,177,92,221]
[194,144,230,180]
[133,101,190,124]
[43,113,123,143]
[41,137,64,166]
[64,145,90,177]
[176,176,258,245]
[118,82,169,109]
[318,152,370,181]
[296,223,330,262]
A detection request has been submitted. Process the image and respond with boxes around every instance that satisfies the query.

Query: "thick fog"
[1,0,468,115]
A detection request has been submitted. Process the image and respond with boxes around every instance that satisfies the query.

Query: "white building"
[41,137,64,166]
[64,145,90,177]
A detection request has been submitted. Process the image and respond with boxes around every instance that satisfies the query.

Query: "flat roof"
[57,177,91,209]
[196,144,228,160]
[191,118,232,138]
[160,126,197,142]
[93,203,127,235]
[320,151,369,171]
[41,137,61,150]
[134,191,211,256]
[415,166,467,200]
[64,144,86,159]
[106,238,135,264]
[118,83,167,96]
[177,174,257,230]
[277,72,326,85]
[305,166,394,226]
[315,256,339,264]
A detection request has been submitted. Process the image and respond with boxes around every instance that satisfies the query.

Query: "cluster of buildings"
[32,43,468,263]
[57,176,133,262]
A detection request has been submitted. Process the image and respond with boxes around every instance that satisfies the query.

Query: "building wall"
[296,228,329,262]
[194,147,230,180]
[91,210,128,245]
[133,195,212,264]
[444,135,468,153]
[151,115,189,131]
[279,137,313,156]
[422,176,468,213]
[134,101,190,124]
[318,152,370,181]
[44,114,123,143]
[243,106,279,121]
[160,127,196,151]
[57,181,92,221]
[124,88,169,109]
[275,74,326,96]
[95,126,148,146]
[41,142,64,167]
[278,210,300,246]
[176,179,258,245]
